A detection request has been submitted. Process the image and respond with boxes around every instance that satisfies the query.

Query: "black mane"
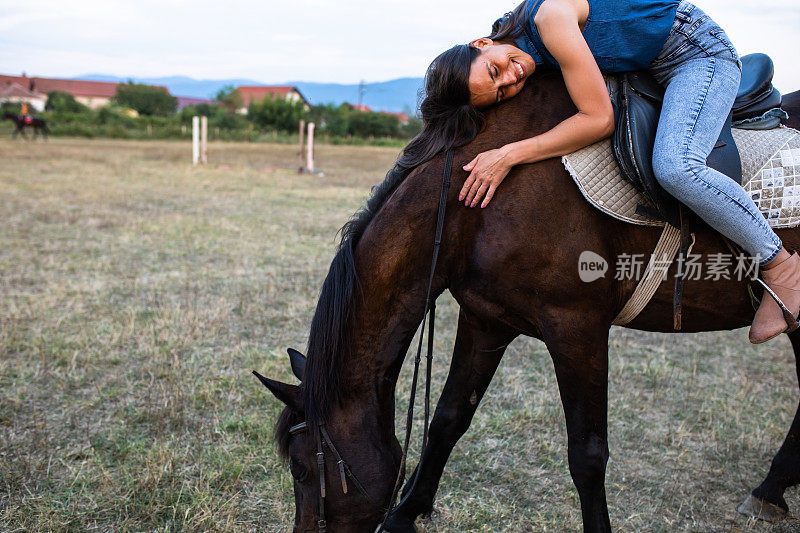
[298,164,422,430]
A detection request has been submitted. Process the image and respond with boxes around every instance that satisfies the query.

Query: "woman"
[407,0,800,344]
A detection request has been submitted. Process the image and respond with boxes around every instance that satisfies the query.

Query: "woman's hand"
[459,145,517,208]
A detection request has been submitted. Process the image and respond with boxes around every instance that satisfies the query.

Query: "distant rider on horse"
[19,103,33,126]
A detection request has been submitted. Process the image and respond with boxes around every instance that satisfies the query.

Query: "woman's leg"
[651,54,782,266]
[651,52,800,342]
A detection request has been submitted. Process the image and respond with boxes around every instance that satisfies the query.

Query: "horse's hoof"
[378,512,417,533]
[738,494,788,523]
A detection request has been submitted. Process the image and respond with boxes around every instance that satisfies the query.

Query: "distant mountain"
[78,74,265,101]
[76,74,425,114]
[289,78,424,114]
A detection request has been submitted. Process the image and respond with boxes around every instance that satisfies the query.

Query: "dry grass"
[1,137,799,532]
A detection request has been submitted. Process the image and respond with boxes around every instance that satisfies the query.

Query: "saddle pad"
[563,125,800,229]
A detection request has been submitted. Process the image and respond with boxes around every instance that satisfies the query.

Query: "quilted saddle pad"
[563,125,800,229]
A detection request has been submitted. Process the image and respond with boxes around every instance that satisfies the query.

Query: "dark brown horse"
[784,90,800,129]
[256,73,800,532]
[3,111,49,140]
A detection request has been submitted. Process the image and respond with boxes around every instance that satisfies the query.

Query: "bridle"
[287,149,455,532]
[287,421,390,532]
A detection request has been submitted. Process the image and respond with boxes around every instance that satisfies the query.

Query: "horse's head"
[255,348,400,532]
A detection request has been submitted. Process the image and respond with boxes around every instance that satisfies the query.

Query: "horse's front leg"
[543,313,612,533]
[739,328,800,522]
[384,308,517,532]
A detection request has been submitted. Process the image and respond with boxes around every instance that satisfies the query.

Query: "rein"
[291,149,454,532]
[377,147,454,531]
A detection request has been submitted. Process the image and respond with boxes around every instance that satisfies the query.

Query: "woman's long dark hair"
[396,44,482,173]
[289,1,533,429]
[488,1,530,42]
[385,1,530,184]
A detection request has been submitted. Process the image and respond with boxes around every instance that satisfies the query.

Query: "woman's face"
[468,38,535,108]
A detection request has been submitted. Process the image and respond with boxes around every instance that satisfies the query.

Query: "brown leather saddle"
[609,53,783,329]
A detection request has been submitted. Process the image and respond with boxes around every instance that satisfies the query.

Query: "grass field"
[2,137,800,532]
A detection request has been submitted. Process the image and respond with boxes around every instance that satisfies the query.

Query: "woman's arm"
[460,0,614,208]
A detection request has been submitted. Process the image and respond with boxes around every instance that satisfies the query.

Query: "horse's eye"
[289,458,309,483]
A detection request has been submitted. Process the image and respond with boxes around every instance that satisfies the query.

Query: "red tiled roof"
[236,85,308,106]
[385,111,410,124]
[0,75,31,87]
[0,82,45,99]
[346,103,409,124]
[0,74,168,99]
[176,96,216,110]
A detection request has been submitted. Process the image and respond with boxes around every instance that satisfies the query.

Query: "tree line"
[1,82,422,144]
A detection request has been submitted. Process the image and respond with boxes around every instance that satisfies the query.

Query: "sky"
[0,0,798,92]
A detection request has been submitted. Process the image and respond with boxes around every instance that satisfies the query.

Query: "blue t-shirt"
[513,0,679,72]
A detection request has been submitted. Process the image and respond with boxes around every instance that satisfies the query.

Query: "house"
[385,111,410,126]
[0,73,170,109]
[235,85,309,113]
[0,82,47,111]
[176,96,217,111]
[345,102,411,125]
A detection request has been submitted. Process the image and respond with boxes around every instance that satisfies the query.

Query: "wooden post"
[192,116,200,166]
[306,122,315,173]
[298,120,306,172]
[200,116,208,164]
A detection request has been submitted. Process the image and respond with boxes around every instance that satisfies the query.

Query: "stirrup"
[754,278,800,333]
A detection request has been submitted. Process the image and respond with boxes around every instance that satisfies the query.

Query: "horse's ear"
[287,348,307,381]
[252,371,302,412]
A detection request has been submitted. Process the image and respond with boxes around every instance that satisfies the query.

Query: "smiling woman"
[414,0,800,344]
[451,0,685,209]
[467,41,534,106]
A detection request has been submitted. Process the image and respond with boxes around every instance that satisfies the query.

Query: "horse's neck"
[326,74,574,422]
[337,176,446,427]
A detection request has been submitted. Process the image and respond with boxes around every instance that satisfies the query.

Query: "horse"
[2,111,49,140]
[784,90,800,129]
[255,71,800,532]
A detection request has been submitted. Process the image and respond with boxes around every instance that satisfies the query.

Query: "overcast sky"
[1,0,798,92]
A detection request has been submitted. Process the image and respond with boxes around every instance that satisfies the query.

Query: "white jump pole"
[299,119,306,172]
[192,116,200,166]
[306,122,315,173]
[200,116,208,164]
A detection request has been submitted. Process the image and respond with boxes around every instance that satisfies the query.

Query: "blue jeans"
[648,0,782,265]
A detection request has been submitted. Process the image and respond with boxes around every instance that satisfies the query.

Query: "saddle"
[610,53,783,329]
[611,53,782,228]
[22,115,33,126]
[733,53,786,129]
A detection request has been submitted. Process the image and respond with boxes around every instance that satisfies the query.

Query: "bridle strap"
[316,425,327,532]
[319,424,387,511]
[377,148,454,532]
[291,421,390,515]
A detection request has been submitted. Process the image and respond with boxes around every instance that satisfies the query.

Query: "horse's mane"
[282,163,425,441]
